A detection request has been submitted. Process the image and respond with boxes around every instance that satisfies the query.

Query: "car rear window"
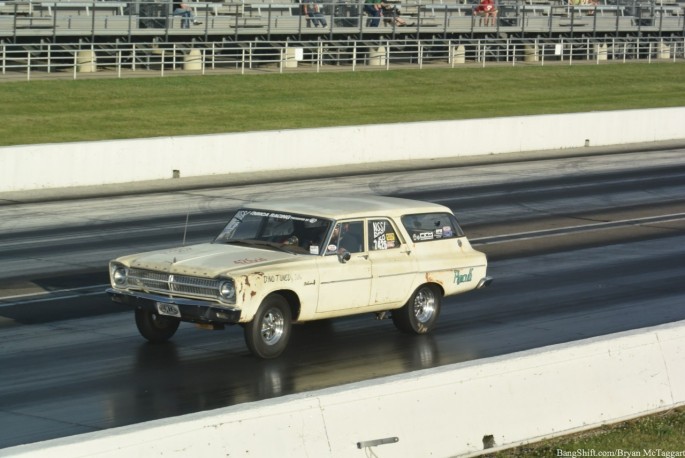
[368,218,401,251]
[401,212,464,242]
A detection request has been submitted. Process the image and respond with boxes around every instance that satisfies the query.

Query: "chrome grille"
[128,268,223,299]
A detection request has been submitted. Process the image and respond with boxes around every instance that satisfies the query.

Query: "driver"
[330,222,361,254]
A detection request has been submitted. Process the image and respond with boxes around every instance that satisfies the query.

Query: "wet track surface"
[1,147,685,449]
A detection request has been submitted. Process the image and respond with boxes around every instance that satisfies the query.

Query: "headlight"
[219,280,236,302]
[111,265,128,286]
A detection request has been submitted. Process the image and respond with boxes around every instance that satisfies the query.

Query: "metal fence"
[1,36,683,80]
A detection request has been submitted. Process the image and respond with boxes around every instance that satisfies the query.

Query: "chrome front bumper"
[106,288,242,324]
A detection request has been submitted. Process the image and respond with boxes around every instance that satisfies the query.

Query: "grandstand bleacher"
[0,0,683,78]
[0,0,683,39]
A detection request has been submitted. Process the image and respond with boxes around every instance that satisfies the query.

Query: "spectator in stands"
[579,0,599,15]
[173,1,202,28]
[473,0,498,26]
[382,4,413,27]
[301,0,327,28]
[364,0,383,27]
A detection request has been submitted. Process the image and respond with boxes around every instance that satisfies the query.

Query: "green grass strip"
[494,406,685,456]
[2,63,685,147]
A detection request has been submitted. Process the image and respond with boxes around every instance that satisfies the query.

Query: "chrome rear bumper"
[476,276,493,289]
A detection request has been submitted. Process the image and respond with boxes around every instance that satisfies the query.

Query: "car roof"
[245,195,450,220]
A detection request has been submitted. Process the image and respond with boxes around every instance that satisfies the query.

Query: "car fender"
[234,270,317,322]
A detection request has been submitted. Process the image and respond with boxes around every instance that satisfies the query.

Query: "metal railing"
[1,36,683,81]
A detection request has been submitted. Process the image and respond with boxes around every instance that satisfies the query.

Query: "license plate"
[156,302,181,318]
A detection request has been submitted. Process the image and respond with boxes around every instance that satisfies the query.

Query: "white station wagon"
[107,196,492,358]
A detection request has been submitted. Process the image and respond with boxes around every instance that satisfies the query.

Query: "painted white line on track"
[473,213,685,245]
[3,212,684,306]
[0,287,108,307]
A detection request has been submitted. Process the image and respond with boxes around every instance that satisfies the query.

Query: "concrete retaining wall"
[4,320,684,457]
[1,107,684,193]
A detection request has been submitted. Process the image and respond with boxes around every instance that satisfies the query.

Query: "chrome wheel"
[393,284,442,335]
[261,307,285,346]
[244,295,292,359]
[413,288,437,324]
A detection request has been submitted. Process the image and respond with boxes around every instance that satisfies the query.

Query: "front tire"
[392,284,441,334]
[244,295,292,359]
[135,308,180,343]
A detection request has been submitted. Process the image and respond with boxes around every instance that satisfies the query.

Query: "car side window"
[326,220,365,254]
[368,219,401,251]
[401,212,465,242]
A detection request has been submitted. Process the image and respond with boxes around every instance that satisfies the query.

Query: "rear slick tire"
[135,308,180,343]
[392,284,441,334]
[244,295,292,359]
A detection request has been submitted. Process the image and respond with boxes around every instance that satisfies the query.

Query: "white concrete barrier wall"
[1,107,684,193]
[4,320,684,458]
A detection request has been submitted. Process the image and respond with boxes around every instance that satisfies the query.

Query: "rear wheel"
[392,284,441,334]
[244,295,292,359]
[135,308,180,343]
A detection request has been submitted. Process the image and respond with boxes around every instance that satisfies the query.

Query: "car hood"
[116,243,301,278]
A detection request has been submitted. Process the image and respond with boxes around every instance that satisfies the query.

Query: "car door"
[367,218,416,306]
[315,220,372,313]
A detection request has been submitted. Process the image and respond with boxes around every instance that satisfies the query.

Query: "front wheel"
[244,295,292,359]
[392,284,441,335]
[135,308,180,343]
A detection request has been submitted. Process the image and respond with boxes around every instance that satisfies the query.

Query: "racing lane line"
[0,287,107,307]
[0,220,225,249]
[472,213,685,245]
[424,170,685,204]
[3,212,684,307]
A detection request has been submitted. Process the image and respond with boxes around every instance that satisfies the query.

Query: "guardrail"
[4,319,685,457]
[0,0,683,40]
[2,107,684,192]
[0,36,682,81]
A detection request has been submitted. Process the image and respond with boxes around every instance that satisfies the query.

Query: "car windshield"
[214,209,332,255]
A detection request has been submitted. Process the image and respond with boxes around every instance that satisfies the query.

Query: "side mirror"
[339,251,351,263]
